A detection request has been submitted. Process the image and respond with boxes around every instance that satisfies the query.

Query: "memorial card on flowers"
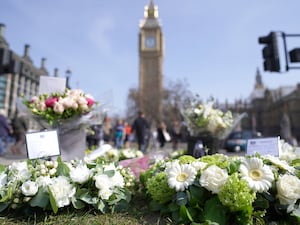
[39,76,66,94]
[25,130,61,159]
[246,137,280,156]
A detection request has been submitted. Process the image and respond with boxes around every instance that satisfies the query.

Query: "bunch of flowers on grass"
[0,157,136,214]
[183,98,234,138]
[140,153,300,225]
[87,148,144,163]
[23,89,96,125]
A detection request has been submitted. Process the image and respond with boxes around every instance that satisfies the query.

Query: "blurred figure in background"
[0,109,13,155]
[103,116,113,144]
[280,104,294,145]
[132,111,149,153]
[114,119,124,149]
[11,111,27,155]
[157,121,170,148]
[170,120,182,150]
[86,124,101,149]
[124,121,132,148]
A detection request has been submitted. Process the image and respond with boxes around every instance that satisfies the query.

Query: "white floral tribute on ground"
[183,100,234,138]
[140,140,300,225]
[0,157,136,214]
[23,89,101,161]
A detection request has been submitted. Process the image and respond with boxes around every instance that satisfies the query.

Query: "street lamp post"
[65,68,72,89]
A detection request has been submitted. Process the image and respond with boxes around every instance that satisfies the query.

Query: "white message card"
[246,137,280,156]
[39,76,66,95]
[25,130,61,159]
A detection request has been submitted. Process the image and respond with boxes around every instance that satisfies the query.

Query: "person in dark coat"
[0,110,13,155]
[131,111,149,153]
[11,112,27,155]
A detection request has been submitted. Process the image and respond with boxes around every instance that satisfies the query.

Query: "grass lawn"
[0,193,173,225]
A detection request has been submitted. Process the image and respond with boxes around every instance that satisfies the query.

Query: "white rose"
[37,102,47,111]
[53,102,64,114]
[191,161,207,171]
[98,188,113,200]
[94,174,113,190]
[21,181,38,196]
[9,161,31,181]
[110,171,125,188]
[36,175,52,188]
[48,176,76,208]
[199,165,228,194]
[277,174,300,205]
[77,96,88,105]
[194,108,201,115]
[70,164,91,184]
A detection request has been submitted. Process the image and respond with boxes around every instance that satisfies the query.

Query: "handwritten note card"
[39,76,66,94]
[25,130,61,159]
[246,137,280,156]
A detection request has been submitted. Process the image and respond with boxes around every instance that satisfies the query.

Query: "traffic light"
[258,32,280,72]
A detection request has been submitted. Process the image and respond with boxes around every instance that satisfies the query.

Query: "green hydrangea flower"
[146,172,176,204]
[218,173,256,212]
[178,155,196,164]
[199,154,229,169]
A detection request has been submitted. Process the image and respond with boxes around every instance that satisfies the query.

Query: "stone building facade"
[225,68,300,143]
[0,23,49,120]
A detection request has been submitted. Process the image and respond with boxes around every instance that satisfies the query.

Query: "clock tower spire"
[138,0,164,124]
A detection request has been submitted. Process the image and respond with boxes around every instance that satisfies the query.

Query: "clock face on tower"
[144,35,156,49]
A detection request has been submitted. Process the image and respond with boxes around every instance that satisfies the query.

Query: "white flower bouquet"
[140,151,300,225]
[0,157,136,214]
[23,89,97,126]
[183,100,234,138]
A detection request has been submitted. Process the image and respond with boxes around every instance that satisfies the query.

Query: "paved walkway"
[0,142,237,166]
[0,150,27,165]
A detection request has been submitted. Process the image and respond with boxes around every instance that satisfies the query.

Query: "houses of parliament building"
[1,0,300,142]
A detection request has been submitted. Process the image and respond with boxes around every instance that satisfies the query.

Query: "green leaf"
[56,161,70,176]
[179,204,190,223]
[76,188,97,205]
[71,197,86,209]
[0,165,6,172]
[203,196,227,225]
[48,187,58,214]
[176,191,188,206]
[189,185,204,206]
[253,193,269,209]
[227,161,241,174]
[0,202,9,212]
[104,169,115,177]
[97,200,106,213]
[30,188,50,208]
[149,199,163,211]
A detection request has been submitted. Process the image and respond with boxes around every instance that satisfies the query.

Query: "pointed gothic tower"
[138,0,164,123]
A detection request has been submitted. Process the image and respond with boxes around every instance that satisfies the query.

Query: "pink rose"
[45,97,58,107]
[86,97,95,107]
[30,96,39,104]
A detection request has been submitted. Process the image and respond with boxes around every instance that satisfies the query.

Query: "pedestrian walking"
[170,120,182,150]
[114,119,125,149]
[123,121,132,148]
[11,111,27,155]
[131,111,149,153]
[157,121,170,148]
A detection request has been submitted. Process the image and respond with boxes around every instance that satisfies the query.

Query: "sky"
[1,0,300,116]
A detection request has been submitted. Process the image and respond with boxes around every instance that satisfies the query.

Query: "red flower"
[45,97,58,107]
[86,97,95,107]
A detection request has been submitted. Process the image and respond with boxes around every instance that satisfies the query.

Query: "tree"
[125,78,193,128]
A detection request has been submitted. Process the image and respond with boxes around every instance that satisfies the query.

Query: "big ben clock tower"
[138,0,164,123]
